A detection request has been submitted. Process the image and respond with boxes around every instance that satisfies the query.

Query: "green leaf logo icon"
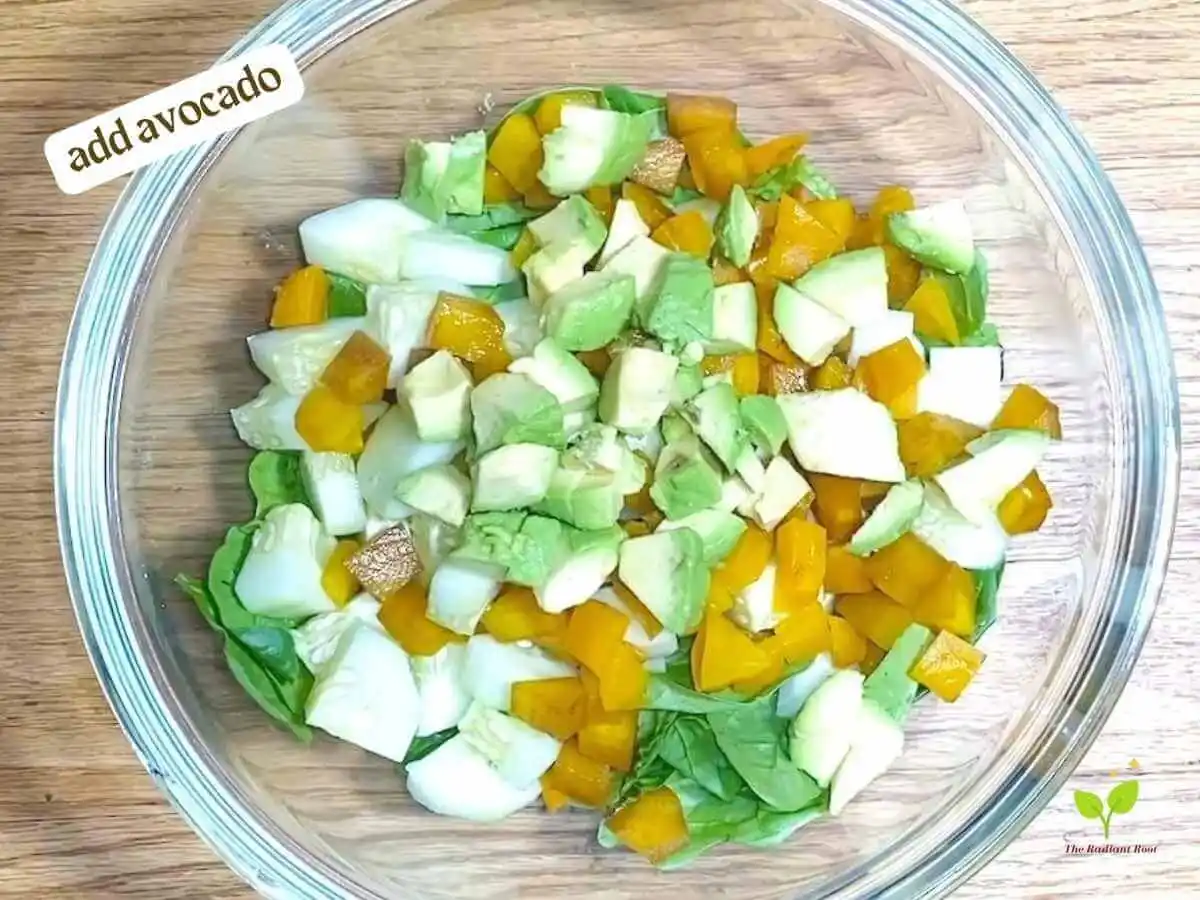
[1074,790,1104,820]
[1108,780,1139,815]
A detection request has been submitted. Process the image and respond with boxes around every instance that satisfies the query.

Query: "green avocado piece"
[533,466,624,530]
[886,199,975,275]
[650,435,724,520]
[862,623,933,724]
[617,529,709,635]
[506,514,572,587]
[643,253,715,346]
[716,184,757,268]
[470,373,566,454]
[543,270,636,351]
[739,395,788,458]
[684,382,748,471]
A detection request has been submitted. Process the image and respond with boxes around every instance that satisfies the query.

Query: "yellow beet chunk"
[733,637,788,695]
[524,180,560,210]
[608,787,690,864]
[998,470,1053,535]
[667,93,737,138]
[565,599,630,679]
[542,780,571,813]
[692,608,771,692]
[270,265,329,328]
[835,591,914,650]
[755,282,802,365]
[599,642,648,712]
[904,276,961,343]
[825,544,873,594]
[764,194,843,282]
[897,412,983,478]
[908,630,986,702]
[869,185,916,245]
[578,670,638,771]
[991,384,1063,439]
[622,181,672,230]
[706,575,737,614]
[584,185,614,224]
[774,602,831,665]
[775,518,826,611]
[804,198,856,245]
[652,210,715,259]
[712,256,748,286]
[534,89,597,135]
[856,338,926,415]
[714,522,773,593]
[701,353,759,395]
[320,539,361,606]
[511,676,586,741]
[744,133,808,179]
[480,586,569,650]
[510,227,538,269]
[321,330,390,405]
[483,163,521,204]
[883,243,922,307]
[812,355,854,391]
[543,739,614,808]
[829,615,868,668]
[859,641,886,674]
[295,384,364,453]
[864,533,949,608]
[683,127,748,202]
[427,292,512,379]
[487,112,543,194]
[378,582,464,656]
[911,563,976,638]
[612,580,663,638]
[808,474,865,544]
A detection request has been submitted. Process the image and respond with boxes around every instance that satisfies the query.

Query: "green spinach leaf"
[403,727,459,764]
[247,450,308,517]
[613,710,680,806]
[445,202,540,234]
[731,803,824,847]
[707,704,822,812]
[478,279,527,303]
[175,573,219,631]
[470,223,526,251]
[747,156,838,202]
[645,675,754,714]
[961,248,989,336]
[601,85,665,115]
[224,637,313,741]
[658,716,745,801]
[327,272,368,317]
[971,563,1005,642]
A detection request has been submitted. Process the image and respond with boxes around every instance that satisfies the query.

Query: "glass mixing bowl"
[55,0,1180,896]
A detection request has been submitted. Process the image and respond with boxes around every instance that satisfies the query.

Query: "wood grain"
[0,0,1197,897]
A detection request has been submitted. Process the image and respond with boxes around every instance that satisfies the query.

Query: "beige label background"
[0,0,1197,897]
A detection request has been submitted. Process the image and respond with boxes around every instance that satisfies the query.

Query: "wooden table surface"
[1,0,1197,896]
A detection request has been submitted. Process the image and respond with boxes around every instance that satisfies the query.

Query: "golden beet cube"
[270,265,329,328]
[991,384,1063,439]
[835,591,914,650]
[998,470,1053,535]
[607,787,690,864]
[321,330,390,405]
[897,412,984,478]
[487,112,543,194]
[856,338,926,412]
[864,532,949,608]
[427,292,512,380]
[294,384,364,453]
[911,563,976,638]
[908,630,985,702]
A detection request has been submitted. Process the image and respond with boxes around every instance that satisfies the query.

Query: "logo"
[1063,759,1158,856]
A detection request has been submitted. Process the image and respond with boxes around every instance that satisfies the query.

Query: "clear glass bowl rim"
[54,0,1180,897]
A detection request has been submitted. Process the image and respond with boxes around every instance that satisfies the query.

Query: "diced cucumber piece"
[617,529,709,635]
[411,643,471,737]
[459,702,562,788]
[829,699,904,816]
[406,735,540,822]
[778,388,905,483]
[398,230,518,287]
[790,669,865,787]
[730,563,779,634]
[396,464,471,527]
[508,338,600,413]
[426,555,505,636]
[750,456,812,531]
[301,451,367,536]
[494,296,543,358]
[471,443,560,511]
[400,349,474,442]
[356,406,464,520]
[234,503,336,619]
[470,373,565,454]
[247,317,364,395]
[887,199,975,275]
[847,310,924,367]
[657,509,746,565]
[716,184,757,268]
[539,106,652,195]
[792,247,888,327]
[365,282,446,387]
[911,482,1008,569]
[917,345,1003,428]
[462,635,576,711]
[773,283,850,366]
[292,594,384,678]
[598,346,679,435]
[535,525,624,613]
[935,429,1051,524]
[231,384,306,451]
[299,198,435,284]
[542,269,636,351]
[305,623,421,763]
[848,479,924,556]
[707,282,758,355]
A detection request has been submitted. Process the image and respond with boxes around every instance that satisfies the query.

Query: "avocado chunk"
[561,423,647,495]
[527,194,607,252]
[470,373,565,454]
[934,428,1051,525]
[650,435,724,520]
[862,623,933,723]
[539,106,652,196]
[454,511,527,568]
[672,362,704,406]
[401,130,487,219]
[792,247,888,327]
[716,184,758,267]
[507,337,599,413]
[602,235,671,316]
[683,382,749,471]
[617,529,709,635]
[395,464,471,527]
[523,243,586,306]
[535,525,624,613]
[749,456,812,531]
[471,443,560,511]
[598,198,650,266]
[657,508,746,565]
[643,252,715,346]
[533,466,624,530]
[886,199,975,275]
[506,515,572,588]
[708,282,757,354]
[773,283,850,366]
[542,269,636,351]
[598,346,679,435]
[739,395,788,458]
[400,350,474,442]
[848,479,924,556]
[778,388,905,483]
